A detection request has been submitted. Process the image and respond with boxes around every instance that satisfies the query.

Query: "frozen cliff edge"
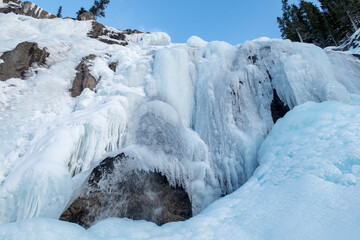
[0,8,360,237]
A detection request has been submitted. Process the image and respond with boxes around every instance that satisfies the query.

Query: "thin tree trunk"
[296,29,304,43]
[329,32,338,46]
[346,10,359,31]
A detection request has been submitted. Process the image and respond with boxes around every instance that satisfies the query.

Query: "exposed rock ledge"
[69,54,99,98]
[0,0,56,19]
[0,41,49,81]
[89,21,144,46]
[60,153,192,228]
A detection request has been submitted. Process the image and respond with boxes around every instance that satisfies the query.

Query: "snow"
[1,102,360,240]
[0,11,360,239]
[341,29,360,53]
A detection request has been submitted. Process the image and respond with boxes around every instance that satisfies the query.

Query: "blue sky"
[30,0,299,45]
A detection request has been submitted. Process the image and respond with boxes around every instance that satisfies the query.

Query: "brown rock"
[0,1,56,19]
[88,21,127,46]
[77,11,95,21]
[108,61,118,72]
[63,17,76,20]
[60,153,192,228]
[0,42,49,81]
[69,54,98,98]
[3,0,21,5]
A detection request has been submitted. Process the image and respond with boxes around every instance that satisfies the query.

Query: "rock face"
[0,41,49,81]
[88,22,145,46]
[0,0,56,19]
[70,54,98,97]
[60,153,192,228]
[88,21,128,46]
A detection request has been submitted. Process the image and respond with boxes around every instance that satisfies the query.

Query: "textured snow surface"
[1,101,360,240]
[0,12,360,238]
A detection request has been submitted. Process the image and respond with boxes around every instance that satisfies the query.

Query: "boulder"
[60,153,192,228]
[0,42,49,81]
[77,11,95,21]
[69,54,98,98]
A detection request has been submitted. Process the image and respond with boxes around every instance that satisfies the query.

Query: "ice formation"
[0,9,360,239]
[2,101,360,240]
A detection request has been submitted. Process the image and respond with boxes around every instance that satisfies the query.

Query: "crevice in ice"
[270,88,290,123]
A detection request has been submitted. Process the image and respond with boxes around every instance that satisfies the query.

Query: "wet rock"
[271,88,290,123]
[0,42,49,81]
[60,153,192,228]
[69,54,98,98]
[0,0,56,19]
[77,11,95,21]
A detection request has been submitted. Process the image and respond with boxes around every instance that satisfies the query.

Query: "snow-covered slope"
[0,10,360,239]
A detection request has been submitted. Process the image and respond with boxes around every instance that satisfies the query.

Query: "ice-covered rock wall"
[0,12,360,225]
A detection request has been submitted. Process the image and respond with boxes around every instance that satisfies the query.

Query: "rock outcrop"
[70,54,98,97]
[60,153,192,228]
[77,11,95,21]
[0,41,49,81]
[0,0,56,19]
[88,21,128,46]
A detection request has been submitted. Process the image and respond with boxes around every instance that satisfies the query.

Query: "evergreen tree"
[290,3,311,43]
[89,0,110,18]
[278,0,360,48]
[300,1,332,46]
[56,6,62,18]
[76,7,86,19]
[319,0,358,42]
[277,0,299,42]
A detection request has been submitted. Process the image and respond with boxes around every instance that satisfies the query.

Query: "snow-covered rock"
[0,0,56,19]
